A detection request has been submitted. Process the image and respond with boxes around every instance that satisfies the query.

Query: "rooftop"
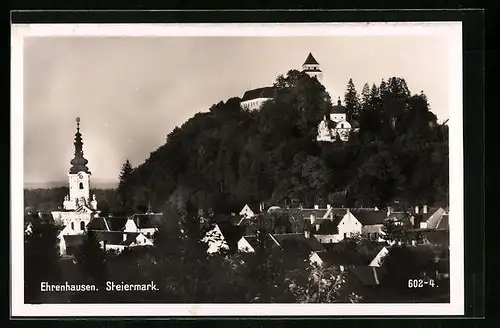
[241,87,276,102]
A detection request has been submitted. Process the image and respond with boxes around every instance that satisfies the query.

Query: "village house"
[412,206,447,229]
[240,87,277,111]
[302,205,362,243]
[350,209,388,241]
[123,212,162,238]
[237,232,324,255]
[237,233,279,253]
[309,243,390,287]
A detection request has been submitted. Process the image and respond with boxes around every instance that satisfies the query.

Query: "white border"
[11,22,463,317]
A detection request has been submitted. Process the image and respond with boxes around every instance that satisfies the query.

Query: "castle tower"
[64,117,92,210]
[302,53,323,83]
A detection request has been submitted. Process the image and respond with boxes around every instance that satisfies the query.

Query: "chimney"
[387,206,392,217]
[415,206,419,214]
[310,215,315,225]
[315,224,320,231]
[423,205,428,214]
[304,230,310,239]
[314,205,319,209]
[326,204,331,210]
[123,233,127,242]
[346,208,350,214]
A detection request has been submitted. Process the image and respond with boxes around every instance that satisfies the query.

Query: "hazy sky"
[23,35,451,184]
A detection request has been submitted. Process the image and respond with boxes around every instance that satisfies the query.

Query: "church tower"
[302,53,323,83]
[64,117,92,210]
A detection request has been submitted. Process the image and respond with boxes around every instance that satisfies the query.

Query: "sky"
[23,33,453,186]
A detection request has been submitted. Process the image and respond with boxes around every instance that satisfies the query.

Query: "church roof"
[241,87,276,101]
[69,117,91,174]
[331,98,346,114]
[303,53,320,65]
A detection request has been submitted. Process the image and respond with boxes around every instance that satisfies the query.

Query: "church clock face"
[78,173,83,179]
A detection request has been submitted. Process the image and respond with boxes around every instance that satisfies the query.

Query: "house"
[350,266,387,287]
[351,210,387,241]
[237,233,280,253]
[271,232,324,255]
[124,213,162,238]
[86,216,128,232]
[240,87,277,111]
[201,222,245,254]
[310,243,389,270]
[94,231,154,254]
[412,206,446,229]
[302,205,362,243]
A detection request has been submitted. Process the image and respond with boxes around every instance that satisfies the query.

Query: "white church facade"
[51,118,100,249]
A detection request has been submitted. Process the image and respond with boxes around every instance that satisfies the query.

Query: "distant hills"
[24,180,117,190]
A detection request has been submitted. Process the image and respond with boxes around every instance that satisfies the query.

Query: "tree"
[117,159,134,214]
[361,82,371,111]
[381,218,405,244]
[75,230,107,284]
[344,78,361,122]
[24,220,62,303]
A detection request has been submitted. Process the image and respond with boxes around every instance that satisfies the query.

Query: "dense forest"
[118,70,448,216]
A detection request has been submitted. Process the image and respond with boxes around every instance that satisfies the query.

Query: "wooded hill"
[117,70,449,215]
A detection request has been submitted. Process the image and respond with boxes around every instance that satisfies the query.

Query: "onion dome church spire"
[69,117,91,174]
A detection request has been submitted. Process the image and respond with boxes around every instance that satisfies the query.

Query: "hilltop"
[117,70,448,215]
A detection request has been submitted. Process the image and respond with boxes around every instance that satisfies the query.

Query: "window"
[80,221,85,231]
[79,182,83,190]
[71,222,74,230]
[343,233,347,238]
[341,123,344,128]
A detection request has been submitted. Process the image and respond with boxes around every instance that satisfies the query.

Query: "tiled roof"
[131,213,162,229]
[315,219,340,234]
[350,266,387,286]
[421,207,441,222]
[301,209,329,219]
[94,231,125,246]
[331,102,346,114]
[105,217,128,231]
[121,232,142,246]
[62,234,85,247]
[314,250,368,266]
[435,214,449,230]
[241,87,276,102]
[241,234,279,250]
[216,222,245,250]
[86,217,109,231]
[272,233,324,252]
[352,210,387,226]
[303,53,319,65]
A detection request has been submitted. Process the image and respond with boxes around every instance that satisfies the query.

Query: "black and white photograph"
[11,22,463,317]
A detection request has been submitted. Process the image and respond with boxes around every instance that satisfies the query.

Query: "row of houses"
[234,203,449,246]
[24,208,164,256]
[57,212,162,256]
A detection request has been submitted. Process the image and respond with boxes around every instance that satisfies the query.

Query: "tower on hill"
[302,53,323,83]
